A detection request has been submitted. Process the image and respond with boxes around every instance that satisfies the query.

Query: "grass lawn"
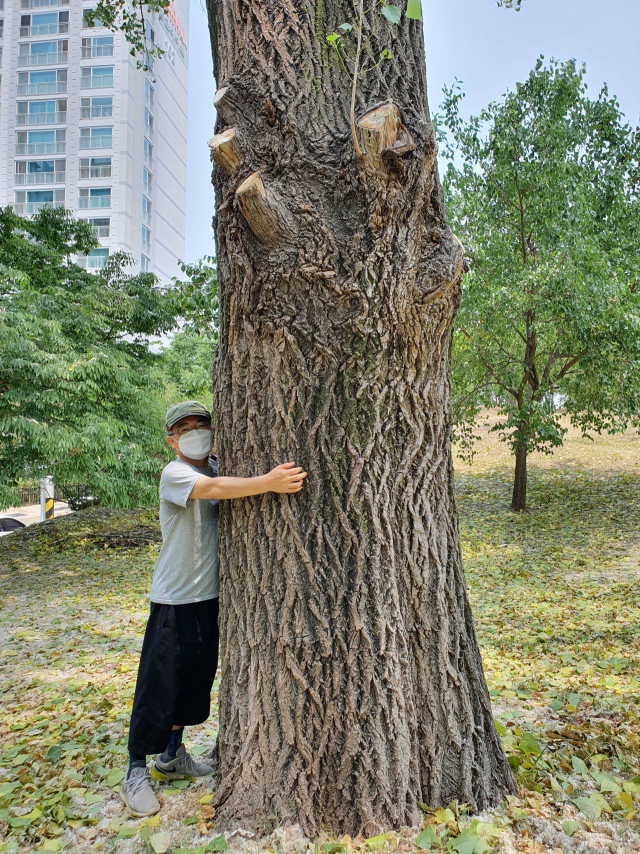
[0,419,639,854]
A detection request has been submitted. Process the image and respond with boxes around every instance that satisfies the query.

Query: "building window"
[0,19,4,39]
[18,40,68,67]
[142,196,152,224]
[79,156,111,179]
[80,96,112,118]
[15,158,65,185]
[141,224,151,254]
[80,217,110,238]
[142,166,152,196]
[20,0,70,8]
[78,187,111,209]
[143,137,153,167]
[79,126,112,149]
[20,10,68,37]
[80,65,113,89]
[15,128,65,156]
[144,109,154,140]
[17,68,67,96]
[77,247,109,269]
[81,36,113,58]
[16,99,66,125]
[14,187,65,215]
[82,8,105,28]
[140,254,149,272]
[144,79,154,109]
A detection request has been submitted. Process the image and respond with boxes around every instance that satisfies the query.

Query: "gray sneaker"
[153,744,214,780]
[120,767,160,817]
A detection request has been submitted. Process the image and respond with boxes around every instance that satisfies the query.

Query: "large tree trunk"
[206,0,516,836]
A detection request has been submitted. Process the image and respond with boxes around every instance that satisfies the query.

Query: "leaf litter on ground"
[0,418,639,853]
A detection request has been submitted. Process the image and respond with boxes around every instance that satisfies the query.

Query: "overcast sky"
[184,0,640,263]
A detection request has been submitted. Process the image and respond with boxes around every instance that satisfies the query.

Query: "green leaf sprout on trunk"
[326,1,422,156]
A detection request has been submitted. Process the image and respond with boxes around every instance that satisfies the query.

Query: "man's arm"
[189,462,307,501]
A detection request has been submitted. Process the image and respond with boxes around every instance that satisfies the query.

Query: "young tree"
[441,59,640,511]
[0,206,176,508]
[93,0,518,835]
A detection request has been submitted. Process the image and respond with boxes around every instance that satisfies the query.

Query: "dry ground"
[0,416,639,854]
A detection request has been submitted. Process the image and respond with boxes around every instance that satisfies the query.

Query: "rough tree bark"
[205,0,516,836]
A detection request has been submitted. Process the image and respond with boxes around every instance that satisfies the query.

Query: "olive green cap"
[165,401,212,431]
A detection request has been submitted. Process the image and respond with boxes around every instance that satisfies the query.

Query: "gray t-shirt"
[149,457,219,605]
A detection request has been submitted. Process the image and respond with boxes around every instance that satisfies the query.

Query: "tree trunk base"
[510,446,528,512]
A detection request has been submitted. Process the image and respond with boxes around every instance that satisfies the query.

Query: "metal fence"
[17,484,89,506]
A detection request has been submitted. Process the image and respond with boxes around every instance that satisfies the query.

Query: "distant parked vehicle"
[0,517,26,536]
[67,495,99,512]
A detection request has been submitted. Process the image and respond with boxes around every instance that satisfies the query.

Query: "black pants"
[128,598,219,756]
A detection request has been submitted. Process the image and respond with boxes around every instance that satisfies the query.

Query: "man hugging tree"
[120,401,308,816]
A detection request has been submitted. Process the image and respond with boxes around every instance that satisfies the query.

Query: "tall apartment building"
[0,0,189,283]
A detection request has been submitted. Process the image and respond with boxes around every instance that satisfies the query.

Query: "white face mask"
[177,429,213,459]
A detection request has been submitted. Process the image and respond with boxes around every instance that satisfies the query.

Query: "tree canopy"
[0,206,177,509]
[441,58,640,509]
[159,256,218,403]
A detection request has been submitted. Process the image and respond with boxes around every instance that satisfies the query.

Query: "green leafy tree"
[160,329,215,402]
[441,59,640,510]
[85,0,169,71]
[159,256,218,403]
[0,206,178,509]
[167,256,219,337]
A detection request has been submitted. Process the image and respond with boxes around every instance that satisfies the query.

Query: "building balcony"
[79,165,111,179]
[16,112,66,126]
[18,52,67,67]
[81,45,114,59]
[15,171,65,185]
[17,81,67,95]
[21,0,70,8]
[15,142,66,155]
[14,200,65,215]
[80,76,113,89]
[80,105,112,119]
[76,249,109,269]
[77,197,111,210]
[85,223,110,238]
[20,23,69,37]
[78,137,112,150]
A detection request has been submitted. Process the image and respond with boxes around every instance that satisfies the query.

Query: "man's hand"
[190,461,307,501]
[264,462,308,493]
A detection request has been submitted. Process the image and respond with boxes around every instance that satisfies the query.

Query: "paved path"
[1,501,73,527]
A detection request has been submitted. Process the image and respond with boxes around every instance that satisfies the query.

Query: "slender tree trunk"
[511,445,528,512]
[206,0,516,836]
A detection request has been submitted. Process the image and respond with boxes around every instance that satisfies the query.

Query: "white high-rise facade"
[0,0,189,283]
